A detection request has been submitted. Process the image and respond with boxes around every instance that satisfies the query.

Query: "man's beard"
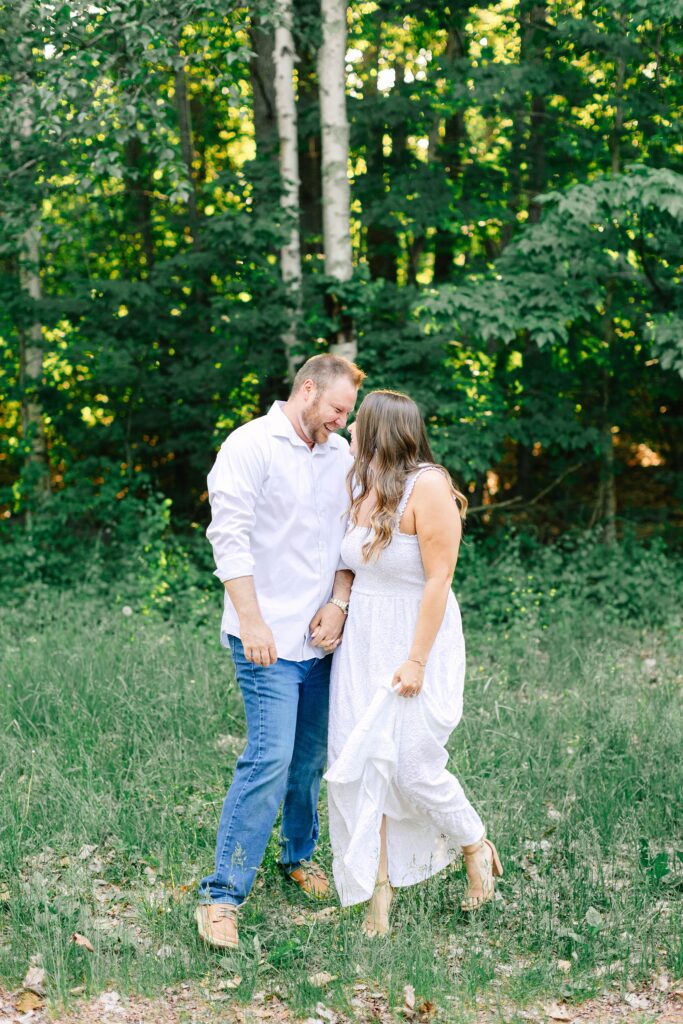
[301,399,331,444]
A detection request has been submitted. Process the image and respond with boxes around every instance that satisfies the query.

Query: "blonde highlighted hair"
[348,390,467,563]
[290,353,365,395]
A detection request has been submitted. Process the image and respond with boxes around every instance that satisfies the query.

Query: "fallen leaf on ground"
[584,906,603,928]
[418,1000,436,1018]
[16,989,45,1012]
[216,976,242,990]
[556,959,571,973]
[315,1003,336,1022]
[546,1001,572,1021]
[71,932,94,952]
[309,972,337,987]
[624,992,650,1010]
[97,990,121,1011]
[310,906,337,923]
[22,965,46,995]
[78,844,97,861]
[404,984,416,1010]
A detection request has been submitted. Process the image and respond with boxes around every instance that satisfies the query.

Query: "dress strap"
[396,464,445,520]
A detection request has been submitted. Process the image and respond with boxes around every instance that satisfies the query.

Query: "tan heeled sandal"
[461,838,503,912]
[361,878,393,937]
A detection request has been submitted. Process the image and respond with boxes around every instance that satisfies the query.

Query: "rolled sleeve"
[206,427,268,583]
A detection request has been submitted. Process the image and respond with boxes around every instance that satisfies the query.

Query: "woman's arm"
[392,472,461,697]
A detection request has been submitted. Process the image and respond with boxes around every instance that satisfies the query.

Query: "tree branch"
[468,462,583,515]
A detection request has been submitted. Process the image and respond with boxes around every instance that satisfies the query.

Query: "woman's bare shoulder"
[412,467,452,500]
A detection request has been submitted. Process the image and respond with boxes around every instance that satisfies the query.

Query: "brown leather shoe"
[285,860,330,899]
[195,903,239,949]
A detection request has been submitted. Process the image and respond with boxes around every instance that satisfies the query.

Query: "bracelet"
[408,657,426,668]
[328,597,349,614]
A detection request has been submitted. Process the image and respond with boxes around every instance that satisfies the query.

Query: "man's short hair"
[290,353,365,396]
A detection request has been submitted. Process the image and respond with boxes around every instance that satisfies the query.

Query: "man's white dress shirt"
[206,401,353,662]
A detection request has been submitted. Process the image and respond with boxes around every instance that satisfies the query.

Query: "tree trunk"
[526,4,548,224]
[610,52,626,176]
[318,0,355,359]
[591,364,617,545]
[362,14,397,282]
[592,46,626,544]
[18,226,49,507]
[251,21,277,152]
[124,136,155,273]
[273,0,303,380]
[510,4,549,490]
[432,14,467,282]
[502,2,548,244]
[14,93,49,513]
[174,66,200,243]
[297,40,323,255]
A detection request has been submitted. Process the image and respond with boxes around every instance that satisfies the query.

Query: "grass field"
[0,590,681,1022]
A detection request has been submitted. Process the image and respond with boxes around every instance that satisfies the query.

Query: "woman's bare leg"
[362,816,393,936]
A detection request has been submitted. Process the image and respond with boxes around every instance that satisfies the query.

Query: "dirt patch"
[1,984,682,1024]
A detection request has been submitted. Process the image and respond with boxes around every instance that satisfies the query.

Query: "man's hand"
[309,603,346,653]
[240,618,278,666]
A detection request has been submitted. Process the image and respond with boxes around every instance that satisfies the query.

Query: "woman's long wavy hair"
[347,390,467,563]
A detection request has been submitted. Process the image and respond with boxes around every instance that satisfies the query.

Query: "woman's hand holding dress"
[392,660,425,698]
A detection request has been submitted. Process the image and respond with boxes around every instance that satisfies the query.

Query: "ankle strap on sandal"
[462,838,487,857]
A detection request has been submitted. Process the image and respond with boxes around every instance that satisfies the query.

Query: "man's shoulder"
[220,415,271,451]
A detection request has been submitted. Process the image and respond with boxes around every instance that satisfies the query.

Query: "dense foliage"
[1,0,682,568]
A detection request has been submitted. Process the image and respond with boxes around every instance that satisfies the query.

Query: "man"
[196,353,364,949]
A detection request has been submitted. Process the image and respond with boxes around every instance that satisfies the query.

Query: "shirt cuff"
[213,553,255,582]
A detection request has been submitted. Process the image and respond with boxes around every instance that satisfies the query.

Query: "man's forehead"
[323,378,358,408]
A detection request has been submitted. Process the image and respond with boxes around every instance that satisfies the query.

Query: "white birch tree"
[14,82,50,514]
[318,0,355,359]
[273,0,302,380]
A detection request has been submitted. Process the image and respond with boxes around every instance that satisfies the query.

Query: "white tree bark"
[14,87,49,509]
[318,0,355,359]
[273,0,302,381]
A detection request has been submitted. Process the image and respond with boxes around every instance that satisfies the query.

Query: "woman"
[325,390,502,936]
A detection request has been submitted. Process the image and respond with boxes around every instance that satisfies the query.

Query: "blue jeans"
[198,635,331,906]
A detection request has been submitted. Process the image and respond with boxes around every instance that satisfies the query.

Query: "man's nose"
[337,413,348,428]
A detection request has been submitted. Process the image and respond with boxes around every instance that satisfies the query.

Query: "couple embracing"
[196,354,502,948]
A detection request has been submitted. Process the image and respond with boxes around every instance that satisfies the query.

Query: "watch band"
[328,597,349,614]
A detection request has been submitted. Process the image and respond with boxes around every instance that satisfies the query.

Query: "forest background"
[1,0,682,606]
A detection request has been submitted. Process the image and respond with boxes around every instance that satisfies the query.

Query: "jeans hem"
[279,860,300,875]
[197,895,244,907]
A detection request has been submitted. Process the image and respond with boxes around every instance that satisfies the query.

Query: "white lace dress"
[325,467,484,907]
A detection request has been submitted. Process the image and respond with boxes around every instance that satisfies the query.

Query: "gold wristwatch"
[328,597,349,614]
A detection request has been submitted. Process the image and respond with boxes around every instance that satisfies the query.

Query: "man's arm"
[206,430,277,666]
[224,577,277,667]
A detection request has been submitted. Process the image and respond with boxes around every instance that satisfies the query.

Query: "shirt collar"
[267,401,343,454]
